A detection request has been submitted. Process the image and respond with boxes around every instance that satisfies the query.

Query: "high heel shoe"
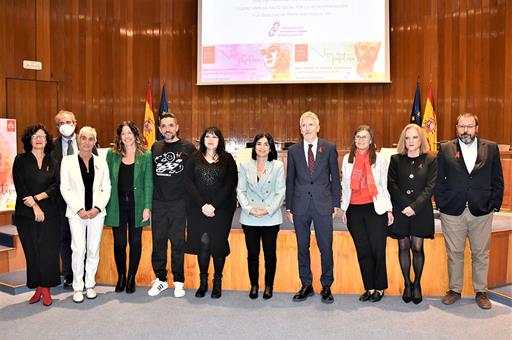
[263,286,273,300]
[41,287,52,306]
[125,275,136,294]
[29,286,42,304]
[115,274,126,293]
[249,285,258,299]
[402,283,412,303]
[412,281,422,304]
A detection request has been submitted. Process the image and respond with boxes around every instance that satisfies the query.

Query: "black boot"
[211,274,222,299]
[125,275,136,294]
[195,273,208,298]
[115,274,126,293]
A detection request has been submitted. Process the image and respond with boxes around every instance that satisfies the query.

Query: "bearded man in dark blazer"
[435,112,504,310]
[286,111,341,304]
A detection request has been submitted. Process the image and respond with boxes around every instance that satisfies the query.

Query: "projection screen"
[197,0,390,85]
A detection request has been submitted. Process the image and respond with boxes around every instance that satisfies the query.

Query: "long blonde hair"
[396,124,430,155]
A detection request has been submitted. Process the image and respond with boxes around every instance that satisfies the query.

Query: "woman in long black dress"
[13,124,60,306]
[388,124,437,304]
[185,127,238,299]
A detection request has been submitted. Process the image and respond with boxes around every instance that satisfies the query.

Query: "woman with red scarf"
[341,125,393,302]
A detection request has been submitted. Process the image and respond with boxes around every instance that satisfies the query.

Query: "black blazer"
[435,138,504,216]
[388,153,437,234]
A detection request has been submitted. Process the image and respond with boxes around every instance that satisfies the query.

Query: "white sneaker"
[73,291,84,303]
[174,282,186,298]
[148,279,168,296]
[86,288,97,299]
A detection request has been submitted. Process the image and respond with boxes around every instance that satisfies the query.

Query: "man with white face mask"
[51,110,97,289]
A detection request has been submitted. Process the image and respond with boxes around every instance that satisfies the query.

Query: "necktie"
[308,144,315,177]
[67,139,74,156]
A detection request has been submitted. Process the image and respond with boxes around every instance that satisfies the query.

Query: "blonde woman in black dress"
[388,124,437,304]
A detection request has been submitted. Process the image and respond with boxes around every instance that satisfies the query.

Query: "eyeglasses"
[31,134,47,140]
[457,124,476,130]
[355,135,369,141]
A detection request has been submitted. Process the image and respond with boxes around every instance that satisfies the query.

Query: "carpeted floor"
[1,286,510,340]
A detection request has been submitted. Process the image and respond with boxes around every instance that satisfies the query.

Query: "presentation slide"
[197,0,390,85]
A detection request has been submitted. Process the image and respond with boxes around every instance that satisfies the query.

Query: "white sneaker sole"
[174,290,186,298]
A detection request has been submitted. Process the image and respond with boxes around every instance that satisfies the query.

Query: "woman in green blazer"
[105,121,153,294]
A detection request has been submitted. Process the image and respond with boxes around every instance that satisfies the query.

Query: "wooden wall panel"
[0,0,511,148]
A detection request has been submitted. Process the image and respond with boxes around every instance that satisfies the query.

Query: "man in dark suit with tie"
[51,110,97,289]
[436,112,504,310]
[286,111,341,303]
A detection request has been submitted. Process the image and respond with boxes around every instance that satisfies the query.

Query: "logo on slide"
[268,21,280,37]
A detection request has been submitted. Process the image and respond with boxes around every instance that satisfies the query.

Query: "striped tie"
[308,144,315,177]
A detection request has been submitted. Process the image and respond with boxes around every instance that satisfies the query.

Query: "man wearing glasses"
[435,112,504,309]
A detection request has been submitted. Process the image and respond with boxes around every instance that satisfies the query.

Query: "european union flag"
[410,81,421,126]
[157,84,168,141]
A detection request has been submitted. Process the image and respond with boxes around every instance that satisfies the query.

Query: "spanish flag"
[143,82,156,148]
[422,83,437,151]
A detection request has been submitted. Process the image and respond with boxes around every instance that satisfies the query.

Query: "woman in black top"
[13,124,60,306]
[185,127,238,299]
[388,124,437,304]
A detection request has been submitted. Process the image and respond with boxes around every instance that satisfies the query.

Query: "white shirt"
[459,137,478,173]
[61,134,78,156]
[303,138,318,167]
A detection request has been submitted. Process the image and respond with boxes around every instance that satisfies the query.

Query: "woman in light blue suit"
[237,132,285,300]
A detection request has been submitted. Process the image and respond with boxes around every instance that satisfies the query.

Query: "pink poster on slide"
[0,118,17,211]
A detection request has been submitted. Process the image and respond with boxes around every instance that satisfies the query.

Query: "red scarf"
[350,151,378,197]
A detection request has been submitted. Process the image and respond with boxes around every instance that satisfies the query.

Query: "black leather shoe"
[369,290,384,302]
[125,275,136,294]
[402,283,412,303]
[249,285,258,299]
[412,282,422,304]
[292,285,314,302]
[263,286,273,300]
[115,274,126,293]
[63,276,73,290]
[359,290,372,301]
[320,287,334,304]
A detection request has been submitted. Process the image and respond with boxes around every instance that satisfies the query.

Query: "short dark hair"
[456,112,479,126]
[199,127,226,158]
[251,132,278,161]
[21,124,53,154]
[159,113,177,126]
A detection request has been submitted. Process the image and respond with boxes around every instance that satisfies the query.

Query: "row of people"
[12,110,503,310]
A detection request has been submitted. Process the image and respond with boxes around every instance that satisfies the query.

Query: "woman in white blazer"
[341,125,393,302]
[237,132,285,300]
[60,127,111,303]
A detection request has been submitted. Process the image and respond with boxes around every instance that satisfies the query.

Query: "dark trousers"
[151,199,186,282]
[16,215,61,288]
[112,203,142,276]
[242,224,279,287]
[58,197,73,279]
[294,200,334,288]
[346,203,388,290]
